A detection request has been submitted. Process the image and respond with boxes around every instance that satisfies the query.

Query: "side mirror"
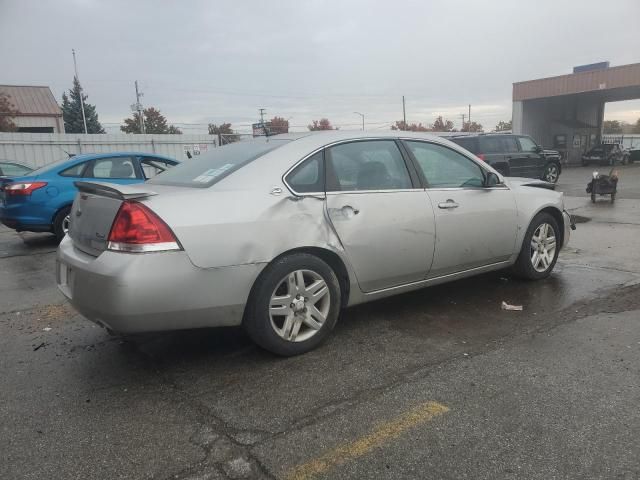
[485,172,501,187]
[535,145,544,153]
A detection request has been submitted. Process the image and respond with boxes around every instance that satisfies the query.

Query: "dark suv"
[449,134,562,183]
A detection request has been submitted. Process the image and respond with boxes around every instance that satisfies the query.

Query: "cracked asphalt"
[2,165,640,479]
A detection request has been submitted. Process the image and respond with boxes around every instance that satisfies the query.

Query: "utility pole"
[72,49,88,134]
[468,104,471,128]
[134,81,145,134]
[259,108,266,125]
[402,96,406,125]
[354,112,365,131]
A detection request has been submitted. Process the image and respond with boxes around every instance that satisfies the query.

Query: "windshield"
[148,139,290,187]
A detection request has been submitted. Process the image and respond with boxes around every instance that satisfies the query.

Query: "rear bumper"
[56,236,267,333]
[0,202,54,232]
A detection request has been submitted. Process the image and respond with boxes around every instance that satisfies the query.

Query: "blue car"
[0,152,179,240]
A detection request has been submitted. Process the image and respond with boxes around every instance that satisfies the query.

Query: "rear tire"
[512,212,560,280]
[244,253,341,356]
[53,206,71,242]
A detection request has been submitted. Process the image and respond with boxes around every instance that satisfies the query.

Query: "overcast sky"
[1,0,639,134]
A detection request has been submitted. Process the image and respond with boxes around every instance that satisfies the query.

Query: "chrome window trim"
[426,186,510,191]
[325,188,424,195]
[282,146,326,196]
[282,137,412,196]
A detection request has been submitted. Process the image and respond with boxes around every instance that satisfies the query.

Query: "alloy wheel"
[269,269,331,342]
[544,165,559,183]
[530,223,556,273]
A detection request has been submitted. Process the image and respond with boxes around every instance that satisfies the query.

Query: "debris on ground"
[42,327,52,331]
[33,342,47,351]
[501,301,523,311]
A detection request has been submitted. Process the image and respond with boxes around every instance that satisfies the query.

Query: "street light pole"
[72,49,88,134]
[354,112,364,131]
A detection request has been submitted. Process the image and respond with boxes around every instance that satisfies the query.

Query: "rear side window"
[326,140,412,191]
[479,137,503,153]
[89,157,138,179]
[285,151,324,193]
[501,137,520,153]
[148,139,289,187]
[518,136,538,152]
[59,162,87,177]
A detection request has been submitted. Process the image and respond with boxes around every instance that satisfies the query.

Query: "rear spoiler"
[74,181,158,200]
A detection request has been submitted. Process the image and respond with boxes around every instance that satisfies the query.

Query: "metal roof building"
[0,85,65,133]
[512,62,640,164]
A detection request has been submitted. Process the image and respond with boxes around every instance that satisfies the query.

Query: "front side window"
[405,141,485,188]
[285,151,324,193]
[518,136,538,153]
[89,157,137,179]
[326,140,411,192]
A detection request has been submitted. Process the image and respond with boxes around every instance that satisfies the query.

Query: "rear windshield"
[148,139,290,187]
[29,156,76,175]
[590,145,613,154]
[450,137,477,154]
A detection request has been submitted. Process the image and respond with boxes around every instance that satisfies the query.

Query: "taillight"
[107,201,181,253]
[476,154,486,161]
[4,181,48,196]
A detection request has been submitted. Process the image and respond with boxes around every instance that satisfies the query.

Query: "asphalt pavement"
[1,165,640,480]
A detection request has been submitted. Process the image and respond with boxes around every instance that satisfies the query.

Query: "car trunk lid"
[69,182,160,256]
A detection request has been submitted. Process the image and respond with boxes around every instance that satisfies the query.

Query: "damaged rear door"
[324,140,435,292]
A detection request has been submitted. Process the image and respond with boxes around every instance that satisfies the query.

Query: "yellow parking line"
[285,401,450,480]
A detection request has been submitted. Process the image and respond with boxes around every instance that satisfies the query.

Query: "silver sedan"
[57,132,572,355]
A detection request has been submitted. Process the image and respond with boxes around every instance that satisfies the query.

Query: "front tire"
[53,206,71,242]
[244,253,341,356]
[542,162,560,183]
[513,212,560,280]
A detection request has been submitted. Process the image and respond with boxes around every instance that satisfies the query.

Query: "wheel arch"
[51,203,73,226]
[533,206,564,248]
[245,246,352,318]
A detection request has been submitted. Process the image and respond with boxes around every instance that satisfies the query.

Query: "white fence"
[601,134,640,150]
[0,133,218,168]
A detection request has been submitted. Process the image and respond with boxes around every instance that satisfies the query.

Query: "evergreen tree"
[121,107,182,134]
[61,77,105,133]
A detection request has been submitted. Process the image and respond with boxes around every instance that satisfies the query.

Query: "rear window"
[148,139,290,187]
[450,137,477,154]
[479,137,503,153]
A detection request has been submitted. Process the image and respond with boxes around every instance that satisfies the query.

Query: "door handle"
[438,200,459,209]
[341,205,360,216]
